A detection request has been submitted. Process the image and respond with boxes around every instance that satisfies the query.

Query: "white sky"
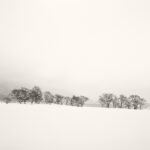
[0,0,150,100]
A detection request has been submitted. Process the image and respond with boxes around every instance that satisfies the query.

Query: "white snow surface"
[0,103,149,150]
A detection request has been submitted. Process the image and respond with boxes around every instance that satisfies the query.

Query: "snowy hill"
[0,104,149,150]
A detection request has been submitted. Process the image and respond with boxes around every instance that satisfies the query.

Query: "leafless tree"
[44,91,54,104]
[99,93,114,108]
[30,86,43,104]
[54,94,64,104]
[129,95,141,109]
[79,96,89,106]
[139,98,146,109]
[118,95,128,108]
[11,87,30,104]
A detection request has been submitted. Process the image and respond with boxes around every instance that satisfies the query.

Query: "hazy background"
[0,0,150,101]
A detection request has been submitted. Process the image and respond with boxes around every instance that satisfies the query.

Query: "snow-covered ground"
[0,104,149,150]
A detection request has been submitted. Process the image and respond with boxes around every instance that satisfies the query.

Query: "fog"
[0,0,150,100]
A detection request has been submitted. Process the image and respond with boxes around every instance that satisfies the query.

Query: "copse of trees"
[98,93,146,109]
[0,85,147,109]
[3,86,88,107]
[11,86,43,104]
[70,96,88,107]
[12,87,30,104]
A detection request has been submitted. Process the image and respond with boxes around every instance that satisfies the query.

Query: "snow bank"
[0,104,149,150]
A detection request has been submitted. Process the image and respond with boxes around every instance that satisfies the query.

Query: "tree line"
[99,93,146,109]
[2,86,88,107]
[1,86,147,109]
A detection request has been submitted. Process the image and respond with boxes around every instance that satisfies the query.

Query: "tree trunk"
[140,105,142,110]
[134,105,137,109]
[31,99,34,104]
[120,102,122,108]
[113,103,115,108]
[106,103,110,108]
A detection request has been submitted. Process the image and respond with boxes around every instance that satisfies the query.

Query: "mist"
[0,0,150,100]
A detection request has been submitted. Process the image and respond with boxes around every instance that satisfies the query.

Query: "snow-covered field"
[0,104,149,150]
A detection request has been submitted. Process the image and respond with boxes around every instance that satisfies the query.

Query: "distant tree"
[124,97,132,109]
[71,96,80,106]
[54,94,64,104]
[30,86,43,104]
[44,91,54,104]
[79,96,89,106]
[139,98,146,109]
[0,94,7,103]
[19,88,30,103]
[70,96,88,107]
[64,96,72,105]
[129,95,141,109]
[99,93,114,108]
[118,95,128,108]
[3,94,12,104]
[112,95,119,108]
[11,89,20,102]
[11,87,30,104]
[98,96,106,107]
[60,96,71,105]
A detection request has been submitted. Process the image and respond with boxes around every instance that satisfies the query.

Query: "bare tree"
[123,97,131,109]
[44,91,54,104]
[54,94,64,104]
[19,87,30,103]
[71,96,80,106]
[64,96,72,105]
[79,96,89,106]
[118,95,128,108]
[112,95,119,108]
[129,95,141,109]
[11,87,30,104]
[139,98,146,109]
[11,89,21,103]
[30,86,43,104]
[99,93,114,108]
